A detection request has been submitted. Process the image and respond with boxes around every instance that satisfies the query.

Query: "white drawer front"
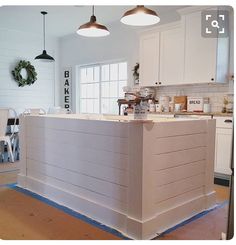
[214,116,233,129]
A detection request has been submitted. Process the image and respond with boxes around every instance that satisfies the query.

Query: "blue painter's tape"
[6,183,228,240]
[7,183,130,240]
[0,182,17,188]
[155,200,229,239]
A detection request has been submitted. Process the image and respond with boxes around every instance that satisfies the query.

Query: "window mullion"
[79,61,127,115]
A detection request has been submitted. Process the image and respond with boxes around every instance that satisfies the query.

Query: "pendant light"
[35,11,55,62]
[121,5,160,26]
[76,6,110,37]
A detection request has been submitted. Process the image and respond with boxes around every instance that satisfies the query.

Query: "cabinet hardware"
[155,82,158,85]
[211,78,214,81]
[159,82,162,84]
[224,119,232,123]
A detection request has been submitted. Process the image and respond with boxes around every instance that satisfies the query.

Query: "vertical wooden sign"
[63,68,72,109]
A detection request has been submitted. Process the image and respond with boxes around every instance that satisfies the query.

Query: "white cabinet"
[139,23,184,87]
[160,26,184,85]
[214,117,233,176]
[183,11,218,83]
[139,32,160,87]
[139,7,230,87]
[180,8,229,84]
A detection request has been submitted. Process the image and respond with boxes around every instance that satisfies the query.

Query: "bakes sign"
[63,68,72,109]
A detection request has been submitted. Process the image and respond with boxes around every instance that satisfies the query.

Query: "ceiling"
[0,5,187,38]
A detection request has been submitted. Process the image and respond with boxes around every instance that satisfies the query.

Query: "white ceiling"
[0,5,187,38]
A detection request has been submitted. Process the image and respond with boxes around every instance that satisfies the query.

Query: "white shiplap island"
[18,114,216,239]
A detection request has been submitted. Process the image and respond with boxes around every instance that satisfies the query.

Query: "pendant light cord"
[92,5,94,16]
[43,13,46,50]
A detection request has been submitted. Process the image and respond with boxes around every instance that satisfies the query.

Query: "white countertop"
[31,113,212,123]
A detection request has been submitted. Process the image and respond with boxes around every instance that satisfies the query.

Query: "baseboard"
[18,176,129,237]
[141,193,216,239]
[17,175,217,239]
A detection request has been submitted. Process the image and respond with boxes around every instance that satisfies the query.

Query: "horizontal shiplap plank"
[0,89,53,96]
[155,173,205,203]
[154,133,206,154]
[0,69,54,78]
[27,159,128,203]
[26,116,129,138]
[26,126,128,154]
[26,173,127,214]
[155,187,204,214]
[153,147,206,170]
[27,138,128,171]
[0,100,53,110]
[0,94,53,100]
[27,146,128,186]
[0,78,54,88]
[153,160,205,187]
[144,120,207,138]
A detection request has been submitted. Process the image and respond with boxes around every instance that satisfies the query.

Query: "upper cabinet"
[182,8,229,84]
[139,32,160,87]
[183,11,218,83]
[139,23,184,87]
[159,25,184,85]
[139,7,231,87]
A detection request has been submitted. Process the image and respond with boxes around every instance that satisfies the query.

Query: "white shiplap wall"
[0,29,60,114]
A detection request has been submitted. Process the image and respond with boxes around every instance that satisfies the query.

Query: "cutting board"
[174,96,187,110]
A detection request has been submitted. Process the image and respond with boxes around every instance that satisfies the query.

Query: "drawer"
[214,116,233,129]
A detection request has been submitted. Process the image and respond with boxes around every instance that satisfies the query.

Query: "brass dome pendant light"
[77,6,110,37]
[35,11,55,62]
[121,5,160,26]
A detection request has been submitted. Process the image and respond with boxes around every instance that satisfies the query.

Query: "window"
[79,62,127,114]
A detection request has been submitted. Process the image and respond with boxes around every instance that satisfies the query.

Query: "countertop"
[149,112,233,117]
[27,113,215,124]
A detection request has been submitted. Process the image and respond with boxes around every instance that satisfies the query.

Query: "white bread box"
[187,97,204,112]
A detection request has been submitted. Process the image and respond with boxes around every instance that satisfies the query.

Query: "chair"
[23,108,46,115]
[48,106,72,114]
[0,108,16,162]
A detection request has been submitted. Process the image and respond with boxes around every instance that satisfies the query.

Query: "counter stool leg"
[6,138,14,163]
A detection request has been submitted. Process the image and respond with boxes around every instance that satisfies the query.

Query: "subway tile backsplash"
[154,82,234,112]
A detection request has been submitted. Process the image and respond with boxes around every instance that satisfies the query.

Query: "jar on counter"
[149,101,156,113]
[169,100,174,112]
[155,104,160,112]
[123,104,134,115]
[203,97,211,113]
[159,96,170,112]
[203,104,211,113]
[134,102,147,120]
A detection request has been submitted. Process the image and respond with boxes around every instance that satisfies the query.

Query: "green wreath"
[12,60,37,87]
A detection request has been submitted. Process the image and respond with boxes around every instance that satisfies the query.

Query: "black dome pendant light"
[35,11,55,62]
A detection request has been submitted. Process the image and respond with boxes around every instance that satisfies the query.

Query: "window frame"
[78,59,128,114]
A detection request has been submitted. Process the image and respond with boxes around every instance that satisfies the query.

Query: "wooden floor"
[156,184,230,240]
[0,162,231,240]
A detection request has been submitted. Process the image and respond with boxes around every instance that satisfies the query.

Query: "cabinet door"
[184,11,217,83]
[139,32,160,87]
[215,128,233,175]
[160,26,184,85]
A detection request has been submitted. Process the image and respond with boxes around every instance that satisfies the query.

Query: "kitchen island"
[18,114,216,239]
